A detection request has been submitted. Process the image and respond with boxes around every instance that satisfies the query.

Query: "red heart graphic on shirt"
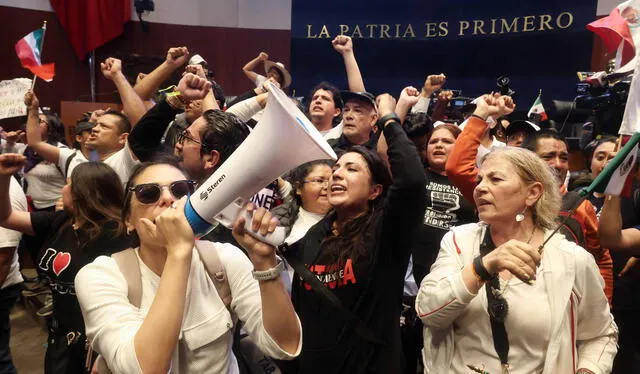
[52,252,71,276]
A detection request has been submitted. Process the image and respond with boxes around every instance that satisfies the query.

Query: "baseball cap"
[340,91,377,110]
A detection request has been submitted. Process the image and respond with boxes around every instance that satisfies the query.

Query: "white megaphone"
[184,82,337,246]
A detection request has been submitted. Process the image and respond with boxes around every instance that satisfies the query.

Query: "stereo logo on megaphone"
[199,174,226,201]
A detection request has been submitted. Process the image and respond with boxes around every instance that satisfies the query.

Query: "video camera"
[575,67,632,110]
[427,90,474,123]
[575,70,632,136]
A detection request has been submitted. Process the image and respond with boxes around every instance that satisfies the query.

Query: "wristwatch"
[252,260,285,281]
[377,113,401,128]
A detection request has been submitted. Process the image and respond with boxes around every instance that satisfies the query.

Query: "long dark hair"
[41,113,67,145]
[70,162,124,241]
[322,146,392,265]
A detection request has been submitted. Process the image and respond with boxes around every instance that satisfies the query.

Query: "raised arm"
[332,35,365,92]
[134,46,190,101]
[185,64,219,111]
[23,91,60,164]
[445,94,514,205]
[395,86,421,124]
[0,154,34,236]
[599,195,640,254]
[101,58,147,126]
[226,93,268,122]
[242,52,269,83]
[376,94,427,232]
[128,73,211,161]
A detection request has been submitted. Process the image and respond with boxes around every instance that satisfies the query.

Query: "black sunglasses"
[128,180,196,204]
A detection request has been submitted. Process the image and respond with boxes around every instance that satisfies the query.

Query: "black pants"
[44,318,88,374]
[400,296,423,374]
[612,309,640,374]
[0,285,21,374]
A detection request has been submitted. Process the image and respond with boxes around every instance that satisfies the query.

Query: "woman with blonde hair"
[417,147,617,374]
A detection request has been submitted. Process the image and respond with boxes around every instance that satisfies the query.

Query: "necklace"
[526,225,536,244]
[499,226,537,295]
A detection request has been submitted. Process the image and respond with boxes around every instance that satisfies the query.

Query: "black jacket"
[285,121,426,374]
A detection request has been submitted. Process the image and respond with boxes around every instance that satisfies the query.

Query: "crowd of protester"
[1,34,638,373]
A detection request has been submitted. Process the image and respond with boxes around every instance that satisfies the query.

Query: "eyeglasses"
[177,129,208,152]
[128,180,196,204]
[302,178,329,187]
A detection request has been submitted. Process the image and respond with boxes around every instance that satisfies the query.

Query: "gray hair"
[483,147,562,229]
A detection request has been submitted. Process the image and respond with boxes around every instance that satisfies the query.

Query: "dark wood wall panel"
[0,5,290,129]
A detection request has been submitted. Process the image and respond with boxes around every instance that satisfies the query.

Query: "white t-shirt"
[0,177,27,289]
[321,121,344,140]
[59,142,139,185]
[24,157,66,209]
[476,137,506,167]
[1,140,67,209]
[254,74,267,88]
[285,207,325,245]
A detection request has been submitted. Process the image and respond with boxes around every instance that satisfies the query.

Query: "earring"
[515,207,526,222]
[126,227,132,235]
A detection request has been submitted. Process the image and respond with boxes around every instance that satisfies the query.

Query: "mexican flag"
[527,94,548,122]
[15,28,55,82]
[581,132,640,198]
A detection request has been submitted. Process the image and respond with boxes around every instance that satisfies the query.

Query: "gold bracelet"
[165,94,184,110]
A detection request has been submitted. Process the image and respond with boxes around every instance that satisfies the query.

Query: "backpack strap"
[61,150,78,177]
[194,240,232,311]
[111,243,231,311]
[111,248,143,308]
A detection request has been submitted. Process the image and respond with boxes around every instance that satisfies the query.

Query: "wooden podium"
[60,101,120,145]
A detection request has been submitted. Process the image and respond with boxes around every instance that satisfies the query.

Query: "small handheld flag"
[527,91,548,122]
[15,22,55,83]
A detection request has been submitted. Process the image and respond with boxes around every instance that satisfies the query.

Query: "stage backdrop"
[291,0,599,105]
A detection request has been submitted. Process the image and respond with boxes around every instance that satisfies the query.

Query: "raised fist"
[332,35,354,55]
[423,74,446,94]
[437,90,454,103]
[184,64,207,79]
[376,93,397,118]
[176,73,212,101]
[24,91,39,112]
[100,58,123,81]
[398,86,420,108]
[0,154,26,176]
[166,47,190,67]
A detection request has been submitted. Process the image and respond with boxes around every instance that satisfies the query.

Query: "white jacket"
[416,223,618,374]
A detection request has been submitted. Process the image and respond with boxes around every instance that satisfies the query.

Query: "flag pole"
[537,193,588,253]
[30,20,47,91]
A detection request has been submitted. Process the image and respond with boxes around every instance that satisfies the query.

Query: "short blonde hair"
[483,147,561,229]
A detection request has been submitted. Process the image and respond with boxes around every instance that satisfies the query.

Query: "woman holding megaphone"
[280,94,427,373]
[75,159,301,373]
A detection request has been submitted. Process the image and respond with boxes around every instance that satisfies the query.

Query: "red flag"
[587,7,636,66]
[49,0,131,60]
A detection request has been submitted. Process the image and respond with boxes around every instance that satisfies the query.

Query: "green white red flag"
[527,94,548,122]
[581,132,640,198]
[15,28,55,82]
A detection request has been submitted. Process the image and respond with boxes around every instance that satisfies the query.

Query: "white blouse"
[75,243,301,373]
